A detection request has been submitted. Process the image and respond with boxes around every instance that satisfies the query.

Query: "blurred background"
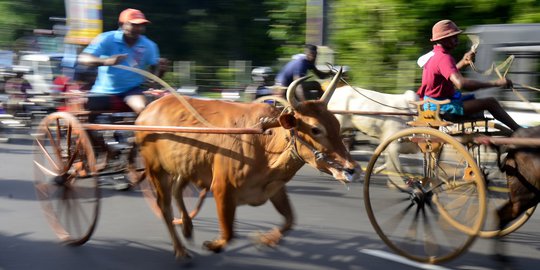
[0,0,539,108]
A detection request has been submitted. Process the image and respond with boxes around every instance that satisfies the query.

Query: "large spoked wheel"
[464,137,536,238]
[364,127,487,264]
[126,145,207,224]
[33,112,99,245]
[252,95,290,110]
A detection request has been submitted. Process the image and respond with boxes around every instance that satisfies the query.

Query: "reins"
[468,54,540,114]
[326,64,413,111]
[112,65,270,129]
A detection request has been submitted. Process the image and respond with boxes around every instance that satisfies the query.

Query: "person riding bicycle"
[77,8,160,114]
[274,44,333,101]
[417,19,521,131]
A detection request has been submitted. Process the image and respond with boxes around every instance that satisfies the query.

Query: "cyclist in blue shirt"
[274,44,332,100]
[78,8,160,113]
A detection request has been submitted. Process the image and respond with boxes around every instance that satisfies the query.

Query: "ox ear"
[278,113,297,129]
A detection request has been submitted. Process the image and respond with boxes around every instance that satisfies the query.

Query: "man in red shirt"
[417,20,521,131]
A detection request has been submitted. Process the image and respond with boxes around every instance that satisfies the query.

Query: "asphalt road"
[1,135,540,270]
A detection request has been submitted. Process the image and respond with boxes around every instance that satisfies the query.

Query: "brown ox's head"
[278,69,362,183]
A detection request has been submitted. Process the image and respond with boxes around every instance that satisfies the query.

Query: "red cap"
[430,20,462,42]
[119,8,150,24]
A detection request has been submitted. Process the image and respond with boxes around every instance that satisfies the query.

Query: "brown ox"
[498,126,540,229]
[135,70,361,258]
[494,125,540,262]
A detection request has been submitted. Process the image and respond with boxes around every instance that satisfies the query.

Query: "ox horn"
[320,67,343,105]
[286,75,312,109]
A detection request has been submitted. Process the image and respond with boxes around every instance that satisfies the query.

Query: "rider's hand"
[461,51,476,66]
[495,78,512,89]
[103,54,128,66]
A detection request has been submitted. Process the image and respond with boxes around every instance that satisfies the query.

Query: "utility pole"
[305,0,327,46]
[306,0,333,67]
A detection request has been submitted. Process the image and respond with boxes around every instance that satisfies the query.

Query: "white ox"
[328,85,420,178]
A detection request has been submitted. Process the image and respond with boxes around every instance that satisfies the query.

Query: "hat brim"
[128,19,150,24]
[430,30,463,42]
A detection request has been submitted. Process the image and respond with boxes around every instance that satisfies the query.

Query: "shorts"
[87,87,144,112]
[423,91,475,116]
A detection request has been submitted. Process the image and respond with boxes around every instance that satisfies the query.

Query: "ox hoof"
[203,240,225,253]
[249,228,282,248]
[174,249,192,260]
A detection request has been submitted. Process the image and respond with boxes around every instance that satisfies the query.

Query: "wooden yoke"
[407,99,453,128]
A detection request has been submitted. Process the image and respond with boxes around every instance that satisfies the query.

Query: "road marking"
[360,249,455,270]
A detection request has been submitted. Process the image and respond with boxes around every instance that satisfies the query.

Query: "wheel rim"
[33,112,99,245]
[464,141,536,237]
[364,127,486,264]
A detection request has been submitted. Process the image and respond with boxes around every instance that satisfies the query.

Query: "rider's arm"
[311,66,332,79]
[78,53,128,67]
[449,72,511,91]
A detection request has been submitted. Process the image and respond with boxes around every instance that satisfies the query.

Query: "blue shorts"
[423,92,475,116]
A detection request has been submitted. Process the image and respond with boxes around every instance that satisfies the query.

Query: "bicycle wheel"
[33,112,99,245]
[364,127,486,264]
[464,142,536,238]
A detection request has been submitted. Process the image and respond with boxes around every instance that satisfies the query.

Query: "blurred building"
[466,23,540,127]
[466,23,540,102]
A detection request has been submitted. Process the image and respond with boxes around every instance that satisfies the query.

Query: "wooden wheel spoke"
[381,201,415,236]
[55,118,61,148]
[64,139,83,172]
[45,126,63,163]
[35,182,52,198]
[420,207,440,256]
[66,124,73,158]
[71,190,91,236]
[34,137,61,172]
[34,160,61,177]
[404,205,421,240]
[33,112,99,246]
[364,127,486,263]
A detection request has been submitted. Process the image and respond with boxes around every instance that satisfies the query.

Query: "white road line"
[360,249,455,270]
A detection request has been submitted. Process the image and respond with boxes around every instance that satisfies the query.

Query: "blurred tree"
[2,0,540,92]
[511,0,540,23]
[331,0,421,92]
[327,0,539,92]
[264,0,307,62]
[0,1,37,50]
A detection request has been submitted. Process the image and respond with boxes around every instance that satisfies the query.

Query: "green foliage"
[331,0,422,91]
[265,0,307,57]
[327,0,538,92]
[216,67,238,88]
[0,1,36,49]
